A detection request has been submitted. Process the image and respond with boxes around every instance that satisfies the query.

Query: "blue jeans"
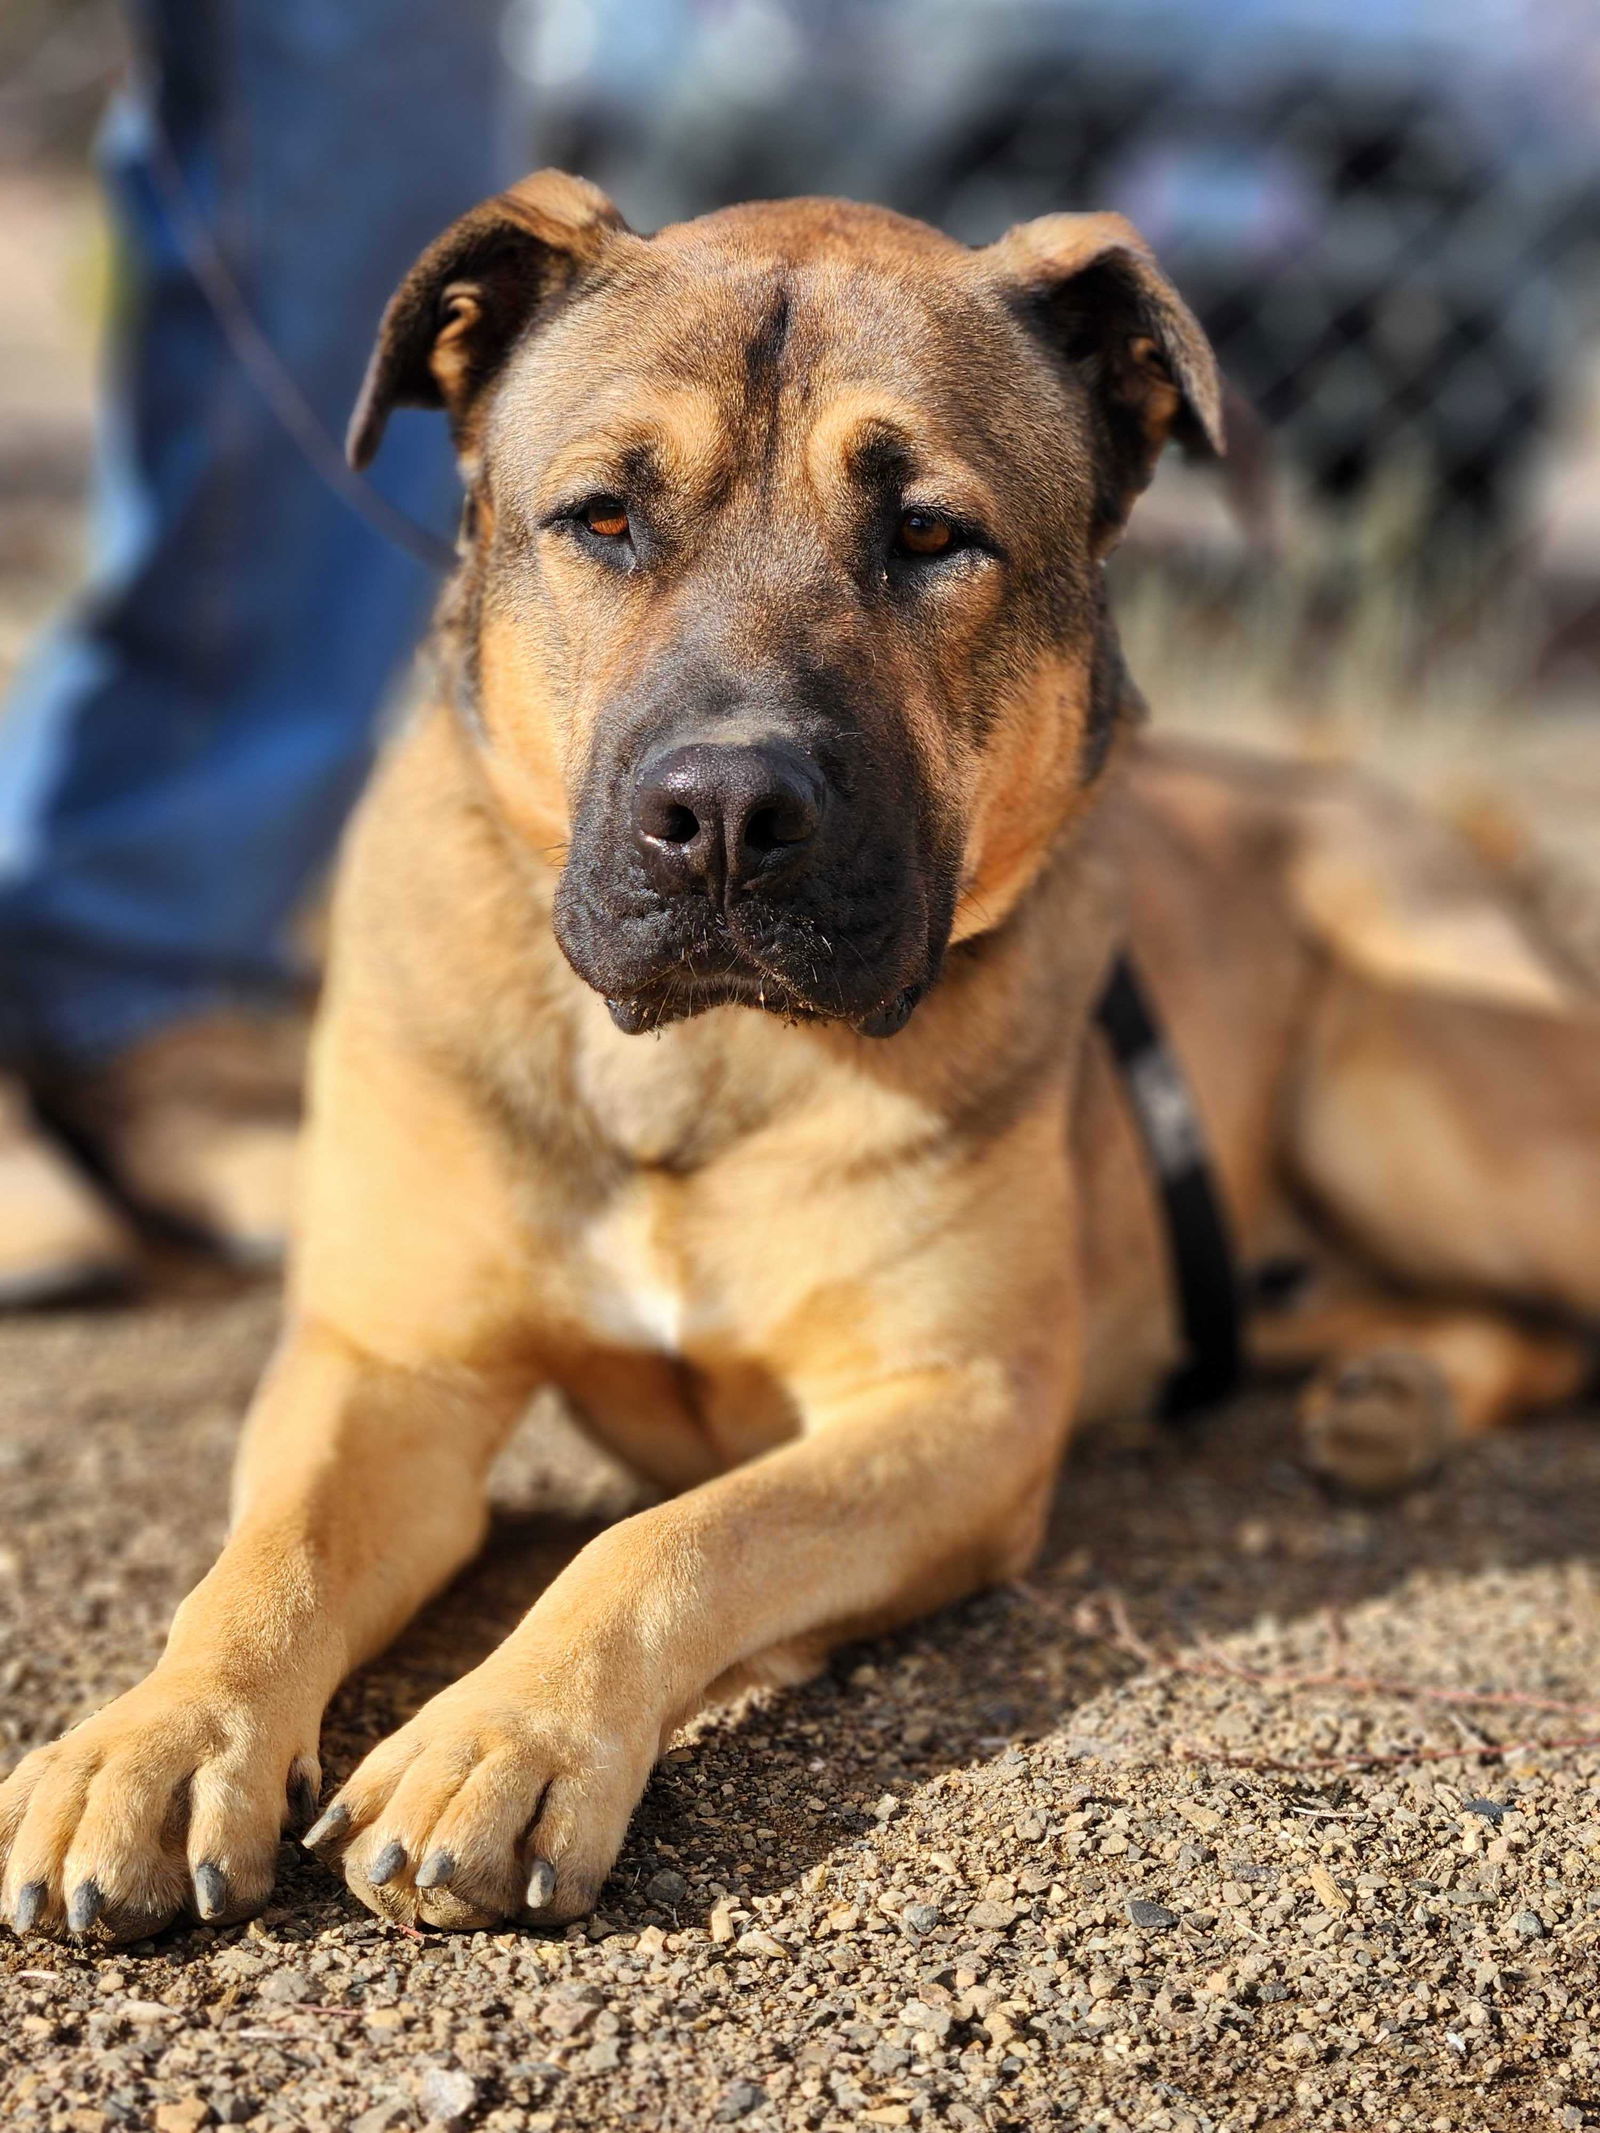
[0,0,512,1064]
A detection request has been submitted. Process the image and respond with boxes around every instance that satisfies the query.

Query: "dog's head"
[352,171,1221,1036]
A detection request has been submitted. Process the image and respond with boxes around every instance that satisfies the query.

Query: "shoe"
[0,1076,136,1307]
[35,1011,309,1270]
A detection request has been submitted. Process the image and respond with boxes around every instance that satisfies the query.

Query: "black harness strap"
[1094,952,1243,1421]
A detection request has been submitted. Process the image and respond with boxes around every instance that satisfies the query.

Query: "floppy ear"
[986,211,1224,543]
[347,168,631,471]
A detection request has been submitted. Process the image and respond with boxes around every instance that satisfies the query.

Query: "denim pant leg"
[0,0,513,1065]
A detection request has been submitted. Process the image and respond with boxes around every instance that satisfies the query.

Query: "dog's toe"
[0,1675,317,1943]
[1298,1346,1459,1496]
[316,1674,646,1932]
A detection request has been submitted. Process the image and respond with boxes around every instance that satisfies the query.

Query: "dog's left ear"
[986,212,1224,543]
[348,169,632,471]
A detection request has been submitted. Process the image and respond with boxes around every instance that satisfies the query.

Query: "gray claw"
[415,1850,455,1890]
[67,1879,104,1934]
[14,1880,46,1933]
[367,1840,407,1887]
[525,1857,558,1911]
[302,1801,350,1851]
[194,1862,229,1921]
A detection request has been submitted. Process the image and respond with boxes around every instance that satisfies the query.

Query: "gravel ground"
[5,1286,1600,2133]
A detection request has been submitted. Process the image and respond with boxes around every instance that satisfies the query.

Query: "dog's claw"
[67,1879,104,1934]
[194,1862,229,1920]
[525,1857,558,1911]
[302,1801,350,1851]
[415,1850,454,1890]
[367,1839,407,1887]
[13,1880,46,1933]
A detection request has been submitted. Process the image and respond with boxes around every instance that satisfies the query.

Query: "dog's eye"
[894,510,955,558]
[581,498,631,540]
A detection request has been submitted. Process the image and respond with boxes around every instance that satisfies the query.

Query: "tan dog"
[4,173,1598,1944]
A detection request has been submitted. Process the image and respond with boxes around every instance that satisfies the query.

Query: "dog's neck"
[1082,573,1147,782]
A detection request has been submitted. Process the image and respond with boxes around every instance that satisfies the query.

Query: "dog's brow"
[538,390,734,514]
[805,393,921,483]
[806,396,999,525]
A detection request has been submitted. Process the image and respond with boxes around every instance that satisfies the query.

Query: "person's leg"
[0,0,512,1068]
[0,0,513,1288]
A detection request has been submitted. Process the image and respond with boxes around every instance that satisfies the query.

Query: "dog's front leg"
[316,1352,1069,1931]
[0,983,563,1943]
[0,1320,530,1942]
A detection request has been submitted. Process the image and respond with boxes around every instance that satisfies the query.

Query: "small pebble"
[965,1899,1016,1930]
[1463,1796,1508,1822]
[1126,1897,1180,1931]
[153,2103,212,2133]
[255,1970,313,2005]
[644,1867,687,1907]
[416,2065,478,2127]
[713,2082,767,2122]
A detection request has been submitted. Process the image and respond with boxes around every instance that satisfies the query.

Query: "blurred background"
[1,0,1598,1120]
[5,0,1599,770]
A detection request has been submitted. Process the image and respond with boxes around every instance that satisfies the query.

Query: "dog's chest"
[559,1181,800,1484]
[557,1016,806,1472]
[578,1188,700,1352]
[548,994,950,1477]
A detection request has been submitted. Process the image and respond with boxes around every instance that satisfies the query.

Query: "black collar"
[1094,952,1243,1421]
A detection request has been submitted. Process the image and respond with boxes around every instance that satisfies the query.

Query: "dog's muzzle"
[553,722,954,1039]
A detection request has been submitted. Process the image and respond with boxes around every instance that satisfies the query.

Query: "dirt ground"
[7,1290,1600,2133]
[6,167,1600,2133]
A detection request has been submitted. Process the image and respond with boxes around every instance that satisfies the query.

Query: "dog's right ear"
[347,169,631,471]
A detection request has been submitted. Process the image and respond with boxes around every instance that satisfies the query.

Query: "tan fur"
[5,179,1598,1943]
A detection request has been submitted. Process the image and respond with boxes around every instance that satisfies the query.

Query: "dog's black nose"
[633,742,824,899]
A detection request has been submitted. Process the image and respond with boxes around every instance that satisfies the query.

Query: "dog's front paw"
[307,1668,654,1932]
[0,1669,319,1942]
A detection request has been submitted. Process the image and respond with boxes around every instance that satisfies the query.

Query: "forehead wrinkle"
[805,266,1081,496]
[536,387,734,513]
[803,396,999,521]
[804,395,919,496]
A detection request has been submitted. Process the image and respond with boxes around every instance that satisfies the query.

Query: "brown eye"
[582,499,630,539]
[896,509,953,557]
